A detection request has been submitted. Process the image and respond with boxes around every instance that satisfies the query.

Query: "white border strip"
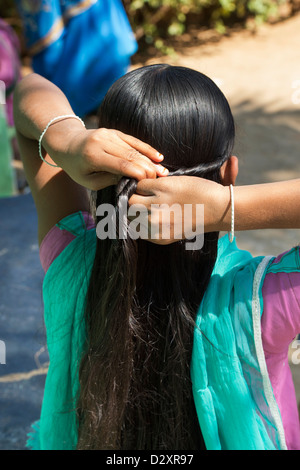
[252,256,288,450]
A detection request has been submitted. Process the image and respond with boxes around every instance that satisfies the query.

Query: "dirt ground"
[133,14,300,400]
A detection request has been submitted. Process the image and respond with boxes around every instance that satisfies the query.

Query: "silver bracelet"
[38,114,86,168]
[229,183,235,243]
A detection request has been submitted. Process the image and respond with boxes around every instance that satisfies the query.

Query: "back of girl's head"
[97,63,235,180]
[78,65,235,451]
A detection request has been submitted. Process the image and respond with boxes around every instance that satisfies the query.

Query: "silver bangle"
[229,183,234,243]
[38,114,86,168]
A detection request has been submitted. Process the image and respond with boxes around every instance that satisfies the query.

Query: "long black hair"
[77,64,235,450]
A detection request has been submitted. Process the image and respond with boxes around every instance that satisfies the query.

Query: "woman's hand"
[129,176,300,246]
[43,124,169,191]
[13,73,170,243]
[13,73,169,192]
[128,176,229,244]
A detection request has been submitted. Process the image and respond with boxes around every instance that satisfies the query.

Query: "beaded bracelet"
[38,115,86,168]
[229,183,235,243]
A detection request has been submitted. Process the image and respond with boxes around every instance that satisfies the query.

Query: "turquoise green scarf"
[27,212,287,450]
[191,235,286,449]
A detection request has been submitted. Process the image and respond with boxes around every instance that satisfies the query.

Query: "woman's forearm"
[219,179,300,232]
[13,73,84,161]
[131,176,300,240]
[13,73,167,192]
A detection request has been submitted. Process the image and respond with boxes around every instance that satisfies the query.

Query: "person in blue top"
[15,0,137,117]
[13,65,300,450]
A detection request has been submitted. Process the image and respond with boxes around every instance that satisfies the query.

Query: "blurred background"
[0,0,300,450]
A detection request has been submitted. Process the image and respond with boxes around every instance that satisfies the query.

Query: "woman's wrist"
[194,178,300,234]
[191,179,231,233]
[223,180,300,232]
[40,118,86,167]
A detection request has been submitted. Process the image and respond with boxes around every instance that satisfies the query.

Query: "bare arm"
[129,176,300,241]
[13,73,167,244]
[227,179,300,232]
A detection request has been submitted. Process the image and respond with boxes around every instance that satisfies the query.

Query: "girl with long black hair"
[14,64,300,450]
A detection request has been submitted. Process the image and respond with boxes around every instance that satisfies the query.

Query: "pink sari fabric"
[0,19,21,126]
[262,252,300,450]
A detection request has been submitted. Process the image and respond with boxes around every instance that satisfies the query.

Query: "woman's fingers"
[113,130,164,163]
[85,171,122,190]
[77,128,171,190]
[81,129,169,185]
[136,178,161,194]
[88,153,168,184]
[128,179,158,207]
[102,146,168,178]
[130,176,171,199]
[91,129,168,175]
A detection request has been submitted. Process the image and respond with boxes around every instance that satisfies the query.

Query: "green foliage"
[0,0,299,55]
[0,0,17,18]
[123,0,296,52]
